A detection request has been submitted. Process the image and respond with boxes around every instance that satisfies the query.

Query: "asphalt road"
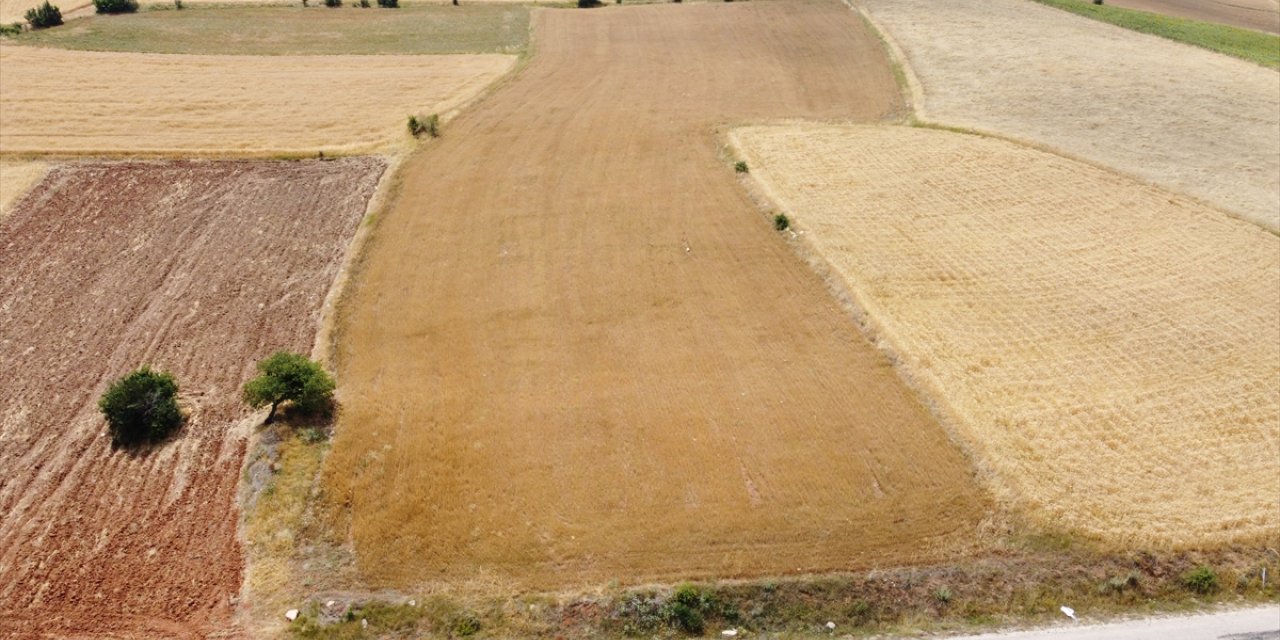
[943,606,1279,640]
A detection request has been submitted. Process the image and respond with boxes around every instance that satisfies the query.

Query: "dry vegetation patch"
[731,124,1280,547]
[0,158,384,639]
[0,160,44,218]
[0,45,514,155]
[864,0,1280,231]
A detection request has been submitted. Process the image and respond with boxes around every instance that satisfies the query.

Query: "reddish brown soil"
[1103,0,1279,33]
[325,0,990,591]
[0,158,384,639]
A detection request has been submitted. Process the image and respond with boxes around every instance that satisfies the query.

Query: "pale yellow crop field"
[731,124,1280,547]
[0,161,45,219]
[0,45,515,155]
[864,0,1280,231]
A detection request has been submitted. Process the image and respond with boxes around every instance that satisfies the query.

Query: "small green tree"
[25,1,62,28]
[98,367,183,447]
[243,352,335,423]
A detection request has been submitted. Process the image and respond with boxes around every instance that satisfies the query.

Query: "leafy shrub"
[377,0,398,7]
[92,0,138,14]
[323,0,341,7]
[98,367,183,447]
[578,0,599,7]
[358,0,370,7]
[0,22,22,36]
[734,160,749,173]
[242,352,335,423]
[774,213,789,231]
[25,1,62,28]
[1183,565,1219,594]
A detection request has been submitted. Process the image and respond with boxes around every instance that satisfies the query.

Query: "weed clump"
[408,113,440,138]
[774,213,790,231]
[734,160,749,173]
[377,0,398,7]
[613,584,738,637]
[25,1,62,28]
[323,0,341,8]
[1183,565,1219,594]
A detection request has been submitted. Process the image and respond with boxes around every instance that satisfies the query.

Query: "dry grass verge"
[863,0,1280,231]
[0,45,515,155]
[730,124,1280,547]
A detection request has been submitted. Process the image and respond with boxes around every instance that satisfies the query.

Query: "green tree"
[242,352,335,423]
[98,367,183,447]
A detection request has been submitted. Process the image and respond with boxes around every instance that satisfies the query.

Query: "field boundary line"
[846,0,925,122]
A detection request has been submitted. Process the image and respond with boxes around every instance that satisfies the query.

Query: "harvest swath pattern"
[324,1,988,590]
[0,45,514,155]
[865,0,1280,230]
[732,124,1280,546]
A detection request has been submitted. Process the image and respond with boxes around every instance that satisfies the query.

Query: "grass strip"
[1031,0,1280,69]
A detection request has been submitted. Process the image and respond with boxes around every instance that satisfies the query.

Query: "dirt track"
[0,159,383,638]
[1102,0,1280,33]
[865,0,1280,231]
[324,0,989,590]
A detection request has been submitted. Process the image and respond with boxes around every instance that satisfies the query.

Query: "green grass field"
[6,4,529,55]
[1032,0,1280,69]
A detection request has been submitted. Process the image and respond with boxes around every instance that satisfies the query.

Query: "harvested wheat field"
[731,124,1280,546]
[322,0,988,591]
[0,45,514,155]
[0,158,384,638]
[0,160,44,218]
[864,0,1280,231]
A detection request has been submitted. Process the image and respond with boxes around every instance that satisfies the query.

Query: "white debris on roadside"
[1061,605,1077,621]
[284,609,299,621]
[826,621,836,629]
[721,630,738,637]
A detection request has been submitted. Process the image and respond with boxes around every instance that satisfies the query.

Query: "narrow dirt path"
[326,0,989,590]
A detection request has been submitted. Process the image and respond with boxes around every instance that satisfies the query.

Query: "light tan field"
[0,160,44,218]
[324,1,988,591]
[731,124,1280,547]
[864,0,1280,231]
[0,45,514,155]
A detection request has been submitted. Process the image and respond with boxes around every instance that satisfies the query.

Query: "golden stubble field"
[0,161,44,218]
[731,124,1280,547]
[864,0,1280,231]
[0,45,514,154]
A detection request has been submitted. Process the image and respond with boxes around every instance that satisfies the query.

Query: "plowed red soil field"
[324,0,990,590]
[0,158,384,639]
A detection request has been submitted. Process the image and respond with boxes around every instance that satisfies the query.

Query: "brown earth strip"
[0,158,384,639]
[323,0,989,591]
[1102,0,1280,33]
